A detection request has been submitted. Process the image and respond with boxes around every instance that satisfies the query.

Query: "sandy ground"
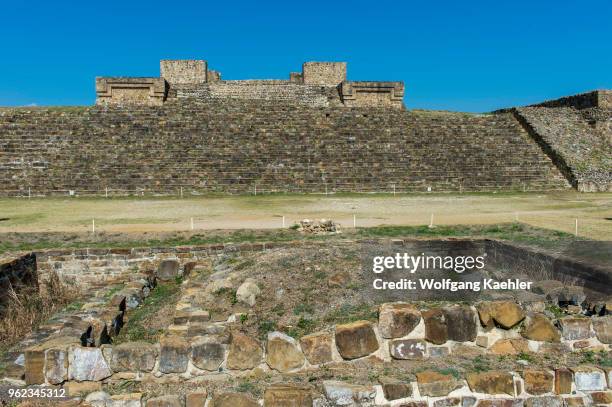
[0,192,610,240]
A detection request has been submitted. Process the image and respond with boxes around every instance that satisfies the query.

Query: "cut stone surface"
[559,317,591,340]
[378,302,421,338]
[266,331,305,372]
[68,346,112,381]
[416,370,462,397]
[490,338,530,355]
[523,396,562,407]
[236,278,261,307]
[263,384,313,407]
[146,395,182,407]
[554,368,572,394]
[111,393,142,407]
[445,305,478,342]
[429,346,451,358]
[466,371,514,396]
[322,381,376,406]
[111,341,157,372]
[159,335,189,373]
[209,392,259,407]
[191,336,225,371]
[389,339,426,359]
[24,336,78,385]
[523,369,553,395]
[477,301,525,329]
[423,308,448,345]
[334,320,379,360]
[45,348,68,385]
[157,259,180,281]
[433,398,461,407]
[85,391,112,406]
[299,331,333,365]
[186,391,208,407]
[226,332,263,370]
[379,376,412,400]
[590,391,612,404]
[593,315,612,343]
[66,381,102,397]
[522,313,561,342]
[571,367,606,391]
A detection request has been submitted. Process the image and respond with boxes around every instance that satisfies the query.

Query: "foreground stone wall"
[0,100,569,196]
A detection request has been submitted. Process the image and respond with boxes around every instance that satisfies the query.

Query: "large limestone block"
[266,331,305,372]
[157,259,180,281]
[24,336,78,385]
[68,346,112,381]
[379,376,412,400]
[45,348,69,385]
[466,371,515,396]
[263,384,313,407]
[554,368,572,394]
[299,331,333,365]
[185,391,207,407]
[423,308,448,345]
[191,336,225,371]
[445,305,478,342]
[236,279,261,307]
[322,381,376,406]
[110,341,157,372]
[416,370,462,397]
[334,320,379,360]
[146,395,182,407]
[477,301,526,329]
[490,338,530,356]
[522,313,560,342]
[523,369,554,395]
[523,396,563,407]
[226,332,263,370]
[571,367,606,391]
[378,302,421,338]
[559,317,592,340]
[111,393,143,407]
[209,392,259,407]
[593,315,612,343]
[159,335,189,373]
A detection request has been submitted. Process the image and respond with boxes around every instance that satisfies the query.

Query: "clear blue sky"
[1,0,611,112]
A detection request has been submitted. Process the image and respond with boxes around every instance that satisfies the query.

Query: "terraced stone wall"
[0,100,570,196]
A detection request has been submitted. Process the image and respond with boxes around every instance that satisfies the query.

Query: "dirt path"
[0,192,610,239]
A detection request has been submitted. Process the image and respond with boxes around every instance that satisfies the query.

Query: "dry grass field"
[0,191,610,240]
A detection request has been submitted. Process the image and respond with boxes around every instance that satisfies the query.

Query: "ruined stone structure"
[0,60,609,195]
[95,60,405,109]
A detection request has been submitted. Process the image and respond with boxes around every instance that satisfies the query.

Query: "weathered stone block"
[146,395,182,407]
[592,315,612,343]
[477,301,525,329]
[159,335,189,373]
[111,393,143,407]
[266,331,305,372]
[523,369,553,395]
[490,338,530,355]
[226,332,262,370]
[466,371,514,396]
[191,337,225,371]
[299,331,333,365]
[559,317,591,340]
[322,381,376,405]
[554,368,572,394]
[110,341,157,372]
[423,308,448,345]
[68,346,112,381]
[263,384,312,407]
[45,348,68,385]
[522,313,560,342]
[571,367,606,391]
[157,259,180,281]
[334,320,379,360]
[378,302,421,338]
[416,370,462,397]
[389,339,426,359]
[185,391,207,407]
[379,376,412,400]
[209,392,259,407]
[523,396,562,407]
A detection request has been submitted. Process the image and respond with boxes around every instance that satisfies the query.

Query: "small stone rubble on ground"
[298,219,339,234]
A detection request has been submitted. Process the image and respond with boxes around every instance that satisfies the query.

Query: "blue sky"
[1,0,611,112]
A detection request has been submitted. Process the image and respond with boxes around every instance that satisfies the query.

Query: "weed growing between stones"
[0,272,79,370]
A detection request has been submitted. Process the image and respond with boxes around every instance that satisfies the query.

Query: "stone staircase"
[0,100,570,196]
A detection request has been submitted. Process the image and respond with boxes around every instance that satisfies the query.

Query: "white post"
[353,214,356,228]
[430,213,434,228]
[180,187,183,198]
[282,216,285,228]
[575,219,578,237]
[515,212,519,222]
[392,184,396,196]
[28,187,31,199]
[191,217,194,230]
[325,184,328,196]
[105,187,108,198]
[254,185,257,196]
[92,219,95,234]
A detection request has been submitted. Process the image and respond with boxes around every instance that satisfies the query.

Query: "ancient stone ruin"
[0,59,609,195]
